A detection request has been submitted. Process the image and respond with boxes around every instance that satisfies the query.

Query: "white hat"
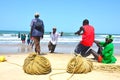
[53,27,56,30]
[34,12,39,16]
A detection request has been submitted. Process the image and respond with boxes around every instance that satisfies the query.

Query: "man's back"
[31,18,44,37]
[80,25,94,46]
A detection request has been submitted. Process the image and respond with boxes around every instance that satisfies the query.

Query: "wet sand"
[0,42,120,55]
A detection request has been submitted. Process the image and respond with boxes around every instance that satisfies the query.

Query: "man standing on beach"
[48,27,63,53]
[74,19,95,57]
[30,12,44,55]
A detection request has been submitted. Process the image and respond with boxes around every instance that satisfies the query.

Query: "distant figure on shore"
[27,33,31,45]
[21,33,26,44]
[74,19,95,57]
[27,33,34,48]
[48,27,63,53]
[91,35,117,63]
[30,12,44,55]
[18,32,20,38]
[30,37,34,49]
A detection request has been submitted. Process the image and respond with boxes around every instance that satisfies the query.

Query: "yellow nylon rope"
[67,55,93,74]
[49,55,93,80]
[23,53,51,75]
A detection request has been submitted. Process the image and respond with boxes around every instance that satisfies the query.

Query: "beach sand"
[0,43,120,80]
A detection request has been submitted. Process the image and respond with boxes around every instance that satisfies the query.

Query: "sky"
[0,0,120,34]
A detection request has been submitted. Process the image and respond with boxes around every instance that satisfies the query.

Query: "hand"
[75,32,80,35]
[60,32,63,36]
[41,35,43,38]
[74,32,78,35]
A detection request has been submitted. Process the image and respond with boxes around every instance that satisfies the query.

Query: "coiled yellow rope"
[49,55,93,80]
[23,53,51,75]
[67,55,93,74]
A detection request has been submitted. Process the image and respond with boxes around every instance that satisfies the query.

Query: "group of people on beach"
[30,12,117,64]
[18,33,34,48]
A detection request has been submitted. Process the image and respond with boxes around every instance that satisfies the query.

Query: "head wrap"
[106,35,114,40]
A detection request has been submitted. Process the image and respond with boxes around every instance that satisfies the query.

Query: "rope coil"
[23,53,51,75]
[67,55,93,74]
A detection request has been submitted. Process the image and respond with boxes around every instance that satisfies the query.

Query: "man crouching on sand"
[90,35,117,64]
[48,27,63,53]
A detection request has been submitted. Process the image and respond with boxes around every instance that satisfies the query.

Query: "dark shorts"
[74,43,90,57]
[48,41,56,53]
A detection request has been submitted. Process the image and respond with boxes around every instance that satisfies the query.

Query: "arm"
[42,22,44,34]
[94,40,103,49]
[57,32,63,37]
[75,26,84,35]
[41,21,44,38]
[94,40,100,44]
[60,32,63,36]
[30,20,34,37]
[30,27,33,37]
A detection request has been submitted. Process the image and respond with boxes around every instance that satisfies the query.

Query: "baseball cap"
[106,35,114,40]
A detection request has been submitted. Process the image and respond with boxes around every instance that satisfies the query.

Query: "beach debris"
[67,55,93,74]
[23,53,51,75]
[0,56,6,62]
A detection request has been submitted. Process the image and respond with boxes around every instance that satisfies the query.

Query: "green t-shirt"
[99,42,117,63]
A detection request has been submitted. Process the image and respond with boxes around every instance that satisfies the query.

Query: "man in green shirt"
[91,35,117,64]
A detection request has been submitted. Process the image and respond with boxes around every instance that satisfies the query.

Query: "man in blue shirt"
[30,12,44,55]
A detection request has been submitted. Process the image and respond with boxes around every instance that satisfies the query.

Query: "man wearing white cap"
[91,35,117,63]
[30,12,44,55]
[48,27,63,53]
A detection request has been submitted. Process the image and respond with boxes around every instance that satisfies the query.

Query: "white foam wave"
[0,34,120,44]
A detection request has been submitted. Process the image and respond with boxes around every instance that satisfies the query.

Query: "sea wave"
[0,33,120,44]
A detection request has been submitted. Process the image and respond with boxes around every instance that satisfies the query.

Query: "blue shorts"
[74,43,90,57]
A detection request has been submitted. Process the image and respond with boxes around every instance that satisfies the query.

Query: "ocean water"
[0,30,120,44]
[0,30,120,54]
